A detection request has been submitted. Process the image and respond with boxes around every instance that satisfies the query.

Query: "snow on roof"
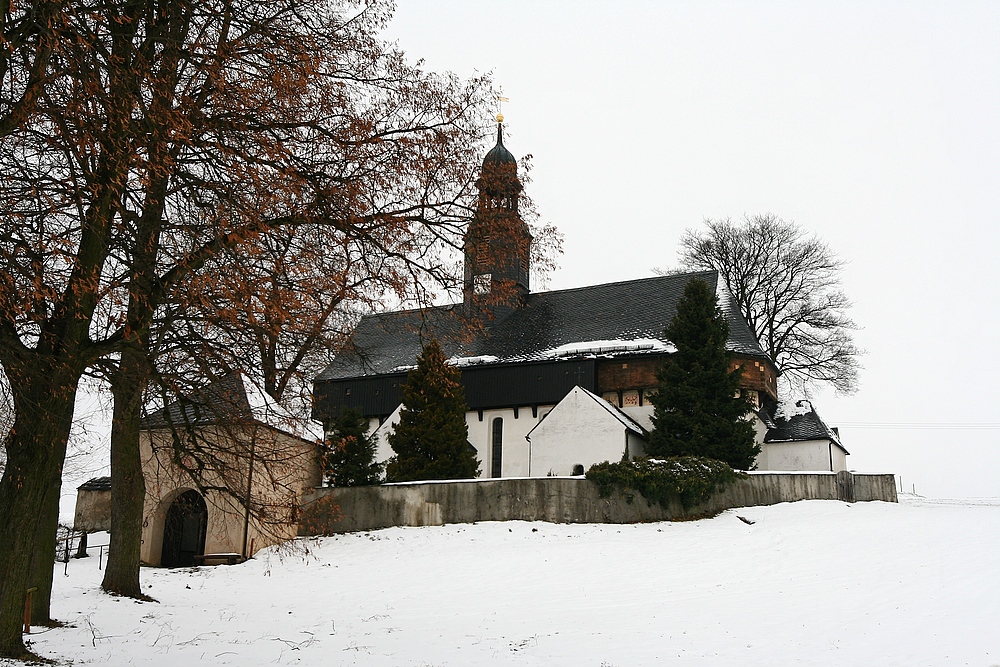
[774,399,814,421]
[433,342,672,371]
[447,355,500,367]
[241,374,324,442]
[530,338,675,361]
[765,399,848,454]
[318,270,769,381]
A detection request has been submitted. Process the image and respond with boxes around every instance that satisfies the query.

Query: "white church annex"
[312,121,848,476]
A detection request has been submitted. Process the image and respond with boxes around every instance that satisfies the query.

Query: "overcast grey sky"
[385,1,1000,498]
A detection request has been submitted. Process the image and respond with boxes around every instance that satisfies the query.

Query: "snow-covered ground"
[12,495,1000,666]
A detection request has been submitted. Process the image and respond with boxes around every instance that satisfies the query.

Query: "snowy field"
[11,495,1000,666]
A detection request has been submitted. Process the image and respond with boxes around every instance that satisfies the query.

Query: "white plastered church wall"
[370,403,556,478]
[757,439,848,472]
[369,393,850,476]
[370,407,401,466]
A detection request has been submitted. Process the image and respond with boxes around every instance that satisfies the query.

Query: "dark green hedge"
[586,457,746,511]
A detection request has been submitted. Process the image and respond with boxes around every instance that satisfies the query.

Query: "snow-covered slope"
[14,496,1000,666]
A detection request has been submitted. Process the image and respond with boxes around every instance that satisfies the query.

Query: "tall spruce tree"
[386,339,480,481]
[323,408,383,487]
[648,278,760,470]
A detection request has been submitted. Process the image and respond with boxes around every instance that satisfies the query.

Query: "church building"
[71,122,849,567]
[312,120,847,476]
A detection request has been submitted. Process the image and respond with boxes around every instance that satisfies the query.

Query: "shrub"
[586,457,745,511]
[322,408,383,487]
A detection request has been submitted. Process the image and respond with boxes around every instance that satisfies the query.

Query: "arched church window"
[491,417,503,478]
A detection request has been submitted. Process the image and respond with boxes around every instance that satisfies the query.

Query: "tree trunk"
[0,378,76,658]
[101,347,148,599]
[28,477,62,625]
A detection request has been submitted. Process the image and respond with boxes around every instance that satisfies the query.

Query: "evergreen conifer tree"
[322,408,383,486]
[385,338,480,481]
[648,278,760,470]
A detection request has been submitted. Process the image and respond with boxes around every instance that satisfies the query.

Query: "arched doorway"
[161,490,207,567]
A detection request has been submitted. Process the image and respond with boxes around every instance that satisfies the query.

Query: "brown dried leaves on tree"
[0,0,526,656]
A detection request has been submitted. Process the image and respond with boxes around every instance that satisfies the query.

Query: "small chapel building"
[138,373,320,565]
[312,121,848,476]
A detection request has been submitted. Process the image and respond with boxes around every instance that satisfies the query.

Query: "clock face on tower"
[474,273,492,295]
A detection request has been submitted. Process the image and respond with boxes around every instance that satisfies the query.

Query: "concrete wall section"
[299,471,898,535]
[849,471,899,502]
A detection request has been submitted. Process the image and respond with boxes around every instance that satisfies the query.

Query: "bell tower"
[463,116,532,316]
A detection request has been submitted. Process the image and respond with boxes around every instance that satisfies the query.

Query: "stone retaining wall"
[298,471,898,535]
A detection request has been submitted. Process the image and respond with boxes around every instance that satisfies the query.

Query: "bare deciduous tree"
[0,0,512,655]
[675,214,862,395]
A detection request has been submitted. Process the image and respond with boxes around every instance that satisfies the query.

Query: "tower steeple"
[463,117,532,316]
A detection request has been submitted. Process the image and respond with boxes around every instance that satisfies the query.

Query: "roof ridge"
[364,303,458,320]
[357,272,721,321]
[526,270,718,299]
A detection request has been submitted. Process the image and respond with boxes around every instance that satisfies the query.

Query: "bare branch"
[678,213,862,395]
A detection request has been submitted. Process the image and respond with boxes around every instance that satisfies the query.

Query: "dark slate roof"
[762,400,848,454]
[142,372,323,441]
[78,476,111,492]
[141,371,253,429]
[318,270,769,381]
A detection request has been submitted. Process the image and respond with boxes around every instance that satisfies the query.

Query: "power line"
[835,422,1000,430]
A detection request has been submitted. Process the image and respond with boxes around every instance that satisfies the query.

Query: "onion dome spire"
[483,114,517,168]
